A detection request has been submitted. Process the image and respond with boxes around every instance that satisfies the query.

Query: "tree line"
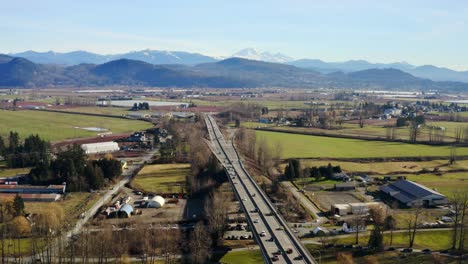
[29,144,122,191]
[0,132,50,168]
[284,159,342,181]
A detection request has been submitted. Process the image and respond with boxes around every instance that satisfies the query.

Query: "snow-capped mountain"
[10,49,217,65]
[231,48,293,63]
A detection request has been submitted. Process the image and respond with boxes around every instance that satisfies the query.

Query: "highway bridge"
[204,114,317,264]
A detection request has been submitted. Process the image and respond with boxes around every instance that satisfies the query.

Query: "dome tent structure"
[146,196,165,208]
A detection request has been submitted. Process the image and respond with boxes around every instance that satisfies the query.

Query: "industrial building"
[0,184,66,194]
[146,196,165,208]
[331,202,380,216]
[380,180,448,207]
[81,142,120,154]
[118,204,134,218]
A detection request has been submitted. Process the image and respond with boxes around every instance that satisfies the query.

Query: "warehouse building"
[331,202,381,216]
[380,180,448,207]
[81,142,120,154]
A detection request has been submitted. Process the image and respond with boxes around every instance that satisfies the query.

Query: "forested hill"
[1,55,467,91]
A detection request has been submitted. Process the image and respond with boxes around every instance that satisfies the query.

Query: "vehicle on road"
[294,255,304,260]
[276,226,284,231]
[422,248,432,254]
[259,231,266,237]
[253,219,259,223]
[272,255,279,261]
[286,248,293,254]
[272,249,281,256]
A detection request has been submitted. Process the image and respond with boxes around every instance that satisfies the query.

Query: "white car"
[260,231,266,237]
[253,219,259,223]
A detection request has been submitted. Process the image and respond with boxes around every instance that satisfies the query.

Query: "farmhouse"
[380,180,448,207]
[81,142,120,154]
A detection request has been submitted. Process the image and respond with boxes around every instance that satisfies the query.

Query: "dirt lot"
[314,192,362,211]
[91,186,187,227]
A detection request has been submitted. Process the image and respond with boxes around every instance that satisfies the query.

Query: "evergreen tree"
[13,194,25,217]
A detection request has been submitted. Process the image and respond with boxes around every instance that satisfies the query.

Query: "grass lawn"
[214,250,263,264]
[305,244,456,264]
[333,230,452,250]
[132,163,190,193]
[0,238,41,256]
[0,110,153,142]
[0,167,31,178]
[257,130,468,159]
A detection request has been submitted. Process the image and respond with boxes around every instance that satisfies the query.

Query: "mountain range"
[1,54,467,91]
[9,49,468,83]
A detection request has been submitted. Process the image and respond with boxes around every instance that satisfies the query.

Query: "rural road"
[281,181,328,224]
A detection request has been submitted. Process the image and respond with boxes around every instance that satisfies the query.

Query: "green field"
[296,159,468,175]
[0,110,153,141]
[265,120,468,142]
[132,163,190,193]
[59,106,135,116]
[257,130,468,159]
[402,172,468,195]
[333,230,452,250]
[214,250,263,264]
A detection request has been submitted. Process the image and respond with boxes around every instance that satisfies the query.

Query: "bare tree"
[406,206,422,248]
[384,214,397,246]
[189,221,212,264]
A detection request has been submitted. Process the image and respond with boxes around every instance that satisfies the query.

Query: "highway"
[205,114,317,264]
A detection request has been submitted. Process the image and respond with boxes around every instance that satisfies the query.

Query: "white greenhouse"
[81,142,120,154]
[146,196,165,208]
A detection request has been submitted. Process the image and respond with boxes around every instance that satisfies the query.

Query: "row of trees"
[0,132,50,168]
[131,102,150,111]
[284,159,342,181]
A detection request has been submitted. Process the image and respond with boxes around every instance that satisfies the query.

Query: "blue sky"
[1,0,467,70]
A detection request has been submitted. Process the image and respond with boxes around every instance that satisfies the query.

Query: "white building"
[146,196,165,208]
[81,142,120,154]
[331,202,381,216]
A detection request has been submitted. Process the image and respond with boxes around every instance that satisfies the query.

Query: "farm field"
[295,159,468,175]
[263,120,467,142]
[257,130,468,159]
[132,163,190,194]
[333,230,453,250]
[58,106,135,116]
[402,172,468,195]
[25,192,101,225]
[0,110,153,141]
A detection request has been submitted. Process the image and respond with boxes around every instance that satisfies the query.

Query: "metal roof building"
[118,204,134,218]
[81,142,120,154]
[380,180,448,207]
